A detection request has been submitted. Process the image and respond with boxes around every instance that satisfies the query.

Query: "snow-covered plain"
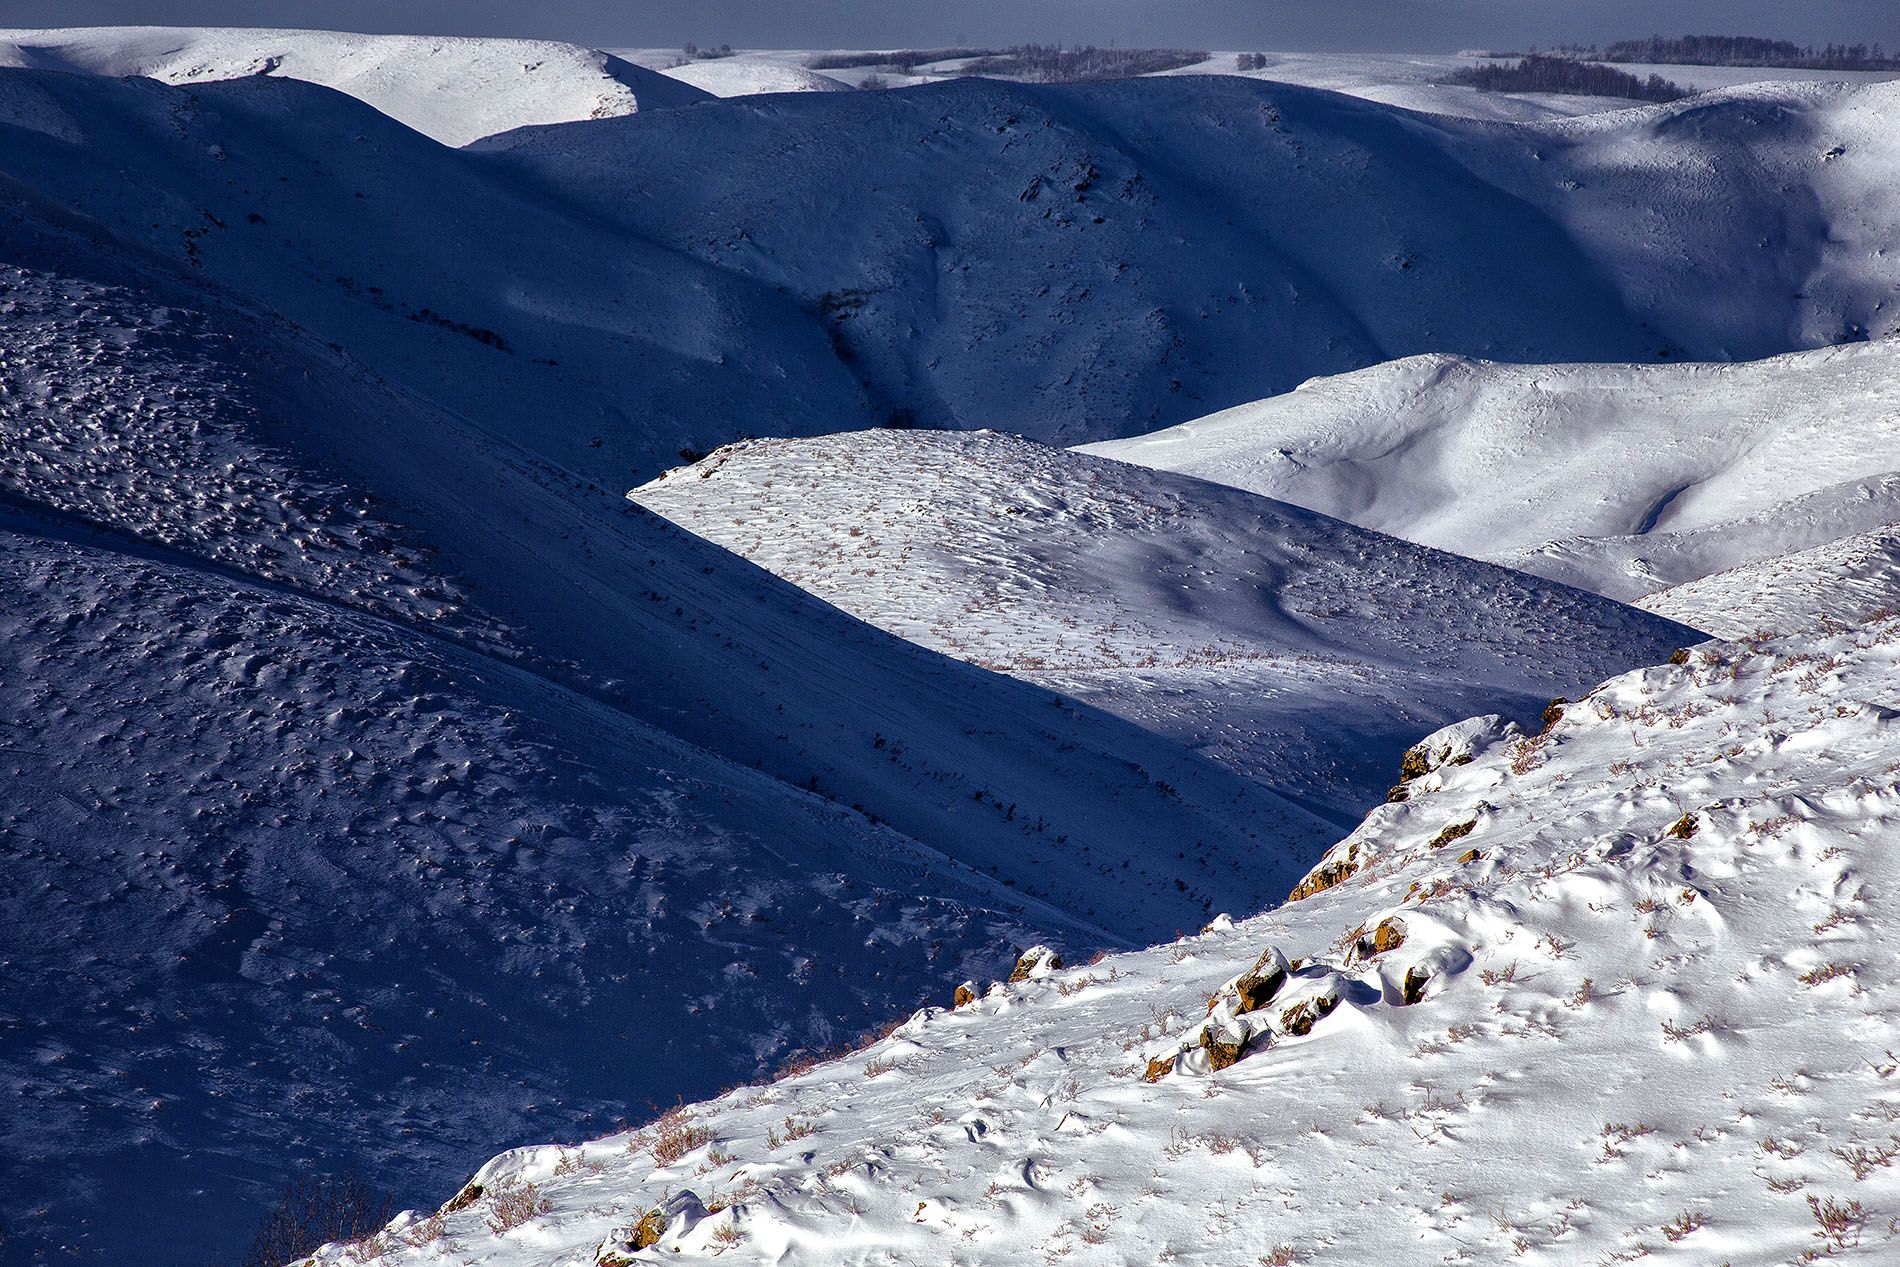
[333,613,1900,1267]
[633,430,1689,823]
[1088,341,1900,615]
[0,27,1895,1266]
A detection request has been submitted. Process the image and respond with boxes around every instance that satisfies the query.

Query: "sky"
[1,1,1894,54]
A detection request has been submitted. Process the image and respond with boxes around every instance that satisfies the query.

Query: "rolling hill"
[1085,340,1900,613]
[632,430,1692,823]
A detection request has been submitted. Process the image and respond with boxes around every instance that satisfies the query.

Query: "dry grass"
[649,1106,717,1165]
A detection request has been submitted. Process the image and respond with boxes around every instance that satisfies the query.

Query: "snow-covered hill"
[632,430,1691,822]
[651,56,851,98]
[0,167,1324,1263]
[0,26,711,145]
[0,41,1894,1267]
[333,609,1900,1266]
[478,76,1899,445]
[1087,341,1900,606]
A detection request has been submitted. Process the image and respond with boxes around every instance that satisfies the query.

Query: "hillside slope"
[338,610,1900,1266]
[477,76,1899,445]
[0,183,1321,1262]
[1087,340,1900,603]
[633,430,1692,822]
[0,26,711,145]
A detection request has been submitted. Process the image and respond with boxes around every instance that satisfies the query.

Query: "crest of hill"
[634,429,1694,820]
[1084,339,1900,608]
[0,25,712,145]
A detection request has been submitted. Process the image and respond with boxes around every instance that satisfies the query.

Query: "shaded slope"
[477,75,1897,445]
[0,157,1319,1261]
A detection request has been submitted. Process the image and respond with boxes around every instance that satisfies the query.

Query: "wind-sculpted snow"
[339,612,1900,1266]
[0,26,711,145]
[634,430,1692,822]
[478,75,1898,446]
[1089,340,1900,610]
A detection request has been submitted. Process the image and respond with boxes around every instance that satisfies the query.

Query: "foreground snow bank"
[334,611,1900,1264]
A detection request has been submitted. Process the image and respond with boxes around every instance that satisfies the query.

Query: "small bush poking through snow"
[482,1178,552,1235]
[648,1107,717,1166]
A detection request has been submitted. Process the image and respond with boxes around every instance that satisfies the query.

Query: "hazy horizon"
[1,0,1894,55]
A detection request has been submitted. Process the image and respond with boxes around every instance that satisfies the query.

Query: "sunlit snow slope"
[0,26,711,145]
[341,613,1900,1266]
[633,431,1692,821]
[1088,340,1900,609]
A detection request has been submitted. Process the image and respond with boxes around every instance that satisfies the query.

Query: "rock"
[1428,819,1476,850]
[1364,917,1406,957]
[1539,698,1567,733]
[1201,912,1236,933]
[1199,1021,1248,1071]
[1008,945,1062,983]
[441,1181,483,1214]
[1402,965,1432,1005]
[1234,947,1289,1012]
[598,1193,708,1260]
[1386,783,1411,803]
[1288,850,1358,901]
[1666,812,1699,840]
[952,980,979,1009]
[1279,994,1337,1037]
[1143,1054,1176,1083]
[1456,847,1481,863]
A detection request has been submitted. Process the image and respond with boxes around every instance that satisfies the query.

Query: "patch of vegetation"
[240,1171,392,1267]
[1445,56,1689,102]
[961,45,1211,82]
[804,47,995,72]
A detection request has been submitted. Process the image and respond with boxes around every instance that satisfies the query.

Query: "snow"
[646,56,852,98]
[632,429,1690,824]
[0,33,1895,1266]
[0,90,1336,1262]
[0,26,711,146]
[479,76,1900,445]
[1087,340,1900,604]
[331,612,1900,1267]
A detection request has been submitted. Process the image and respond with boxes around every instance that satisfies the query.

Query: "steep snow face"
[477,75,1898,446]
[634,430,1692,822]
[0,181,1323,1262]
[339,613,1900,1267]
[0,26,712,145]
[1087,340,1900,604]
